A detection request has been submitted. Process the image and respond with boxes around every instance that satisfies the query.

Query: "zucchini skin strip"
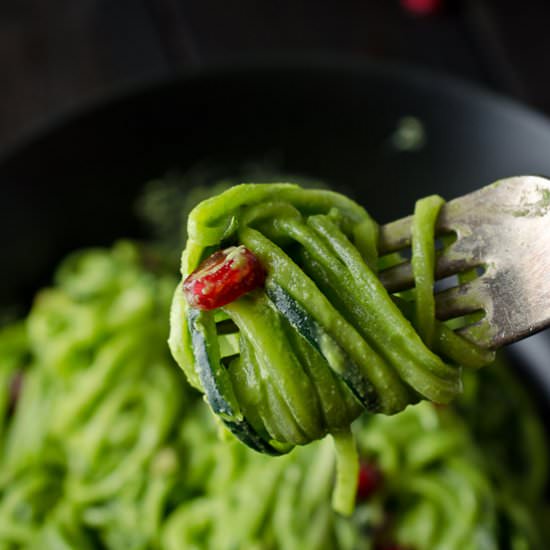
[187,306,287,456]
[169,183,496,509]
[265,282,379,411]
[223,294,323,445]
[187,307,238,420]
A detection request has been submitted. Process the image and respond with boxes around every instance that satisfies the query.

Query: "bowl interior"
[2,60,550,411]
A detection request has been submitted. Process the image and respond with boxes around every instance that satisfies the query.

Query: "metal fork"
[377,176,550,350]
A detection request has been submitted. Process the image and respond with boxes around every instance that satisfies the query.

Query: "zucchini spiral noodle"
[169,183,495,514]
[0,240,547,548]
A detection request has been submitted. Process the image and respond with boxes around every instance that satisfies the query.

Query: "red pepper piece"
[357,461,383,501]
[183,245,266,310]
[401,0,442,15]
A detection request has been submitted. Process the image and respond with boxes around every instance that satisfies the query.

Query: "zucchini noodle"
[169,183,495,512]
[0,240,547,548]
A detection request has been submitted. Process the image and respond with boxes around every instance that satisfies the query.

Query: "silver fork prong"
[378,216,413,254]
[434,279,486,321]
[377,175,550,350]
[378,261,414,293]
[378,252,479,293]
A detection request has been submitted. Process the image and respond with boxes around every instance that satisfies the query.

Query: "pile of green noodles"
[0,240,548,548]
[169,183,496,513]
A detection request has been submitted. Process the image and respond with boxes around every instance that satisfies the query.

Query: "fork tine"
[378,253,481,293]
[377,176,550,350]
[434,280,487,320]
[378,216,413,254]
[377,261,413,293]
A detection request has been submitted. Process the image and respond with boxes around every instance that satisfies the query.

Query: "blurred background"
[2,0,550,154]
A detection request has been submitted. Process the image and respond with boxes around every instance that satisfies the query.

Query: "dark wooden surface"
[1,0,549,153]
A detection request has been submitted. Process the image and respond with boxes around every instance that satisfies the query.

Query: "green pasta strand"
[331,429,359,516]
[411,195,444,348]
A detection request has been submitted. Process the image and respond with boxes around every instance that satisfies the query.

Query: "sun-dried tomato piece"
[183,245,265,310]
[357,461,383,501]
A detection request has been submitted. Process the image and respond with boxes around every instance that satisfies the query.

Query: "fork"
[377,175,550,350]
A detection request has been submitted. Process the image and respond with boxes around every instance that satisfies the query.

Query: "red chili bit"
[183,245,266,310]
[357,461,383,501]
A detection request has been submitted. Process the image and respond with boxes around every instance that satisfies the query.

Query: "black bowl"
[2,58,550,412]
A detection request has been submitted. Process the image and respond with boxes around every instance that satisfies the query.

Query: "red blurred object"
[401,0,442,15]
[183,245,266,310]
[357,461,383,501]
